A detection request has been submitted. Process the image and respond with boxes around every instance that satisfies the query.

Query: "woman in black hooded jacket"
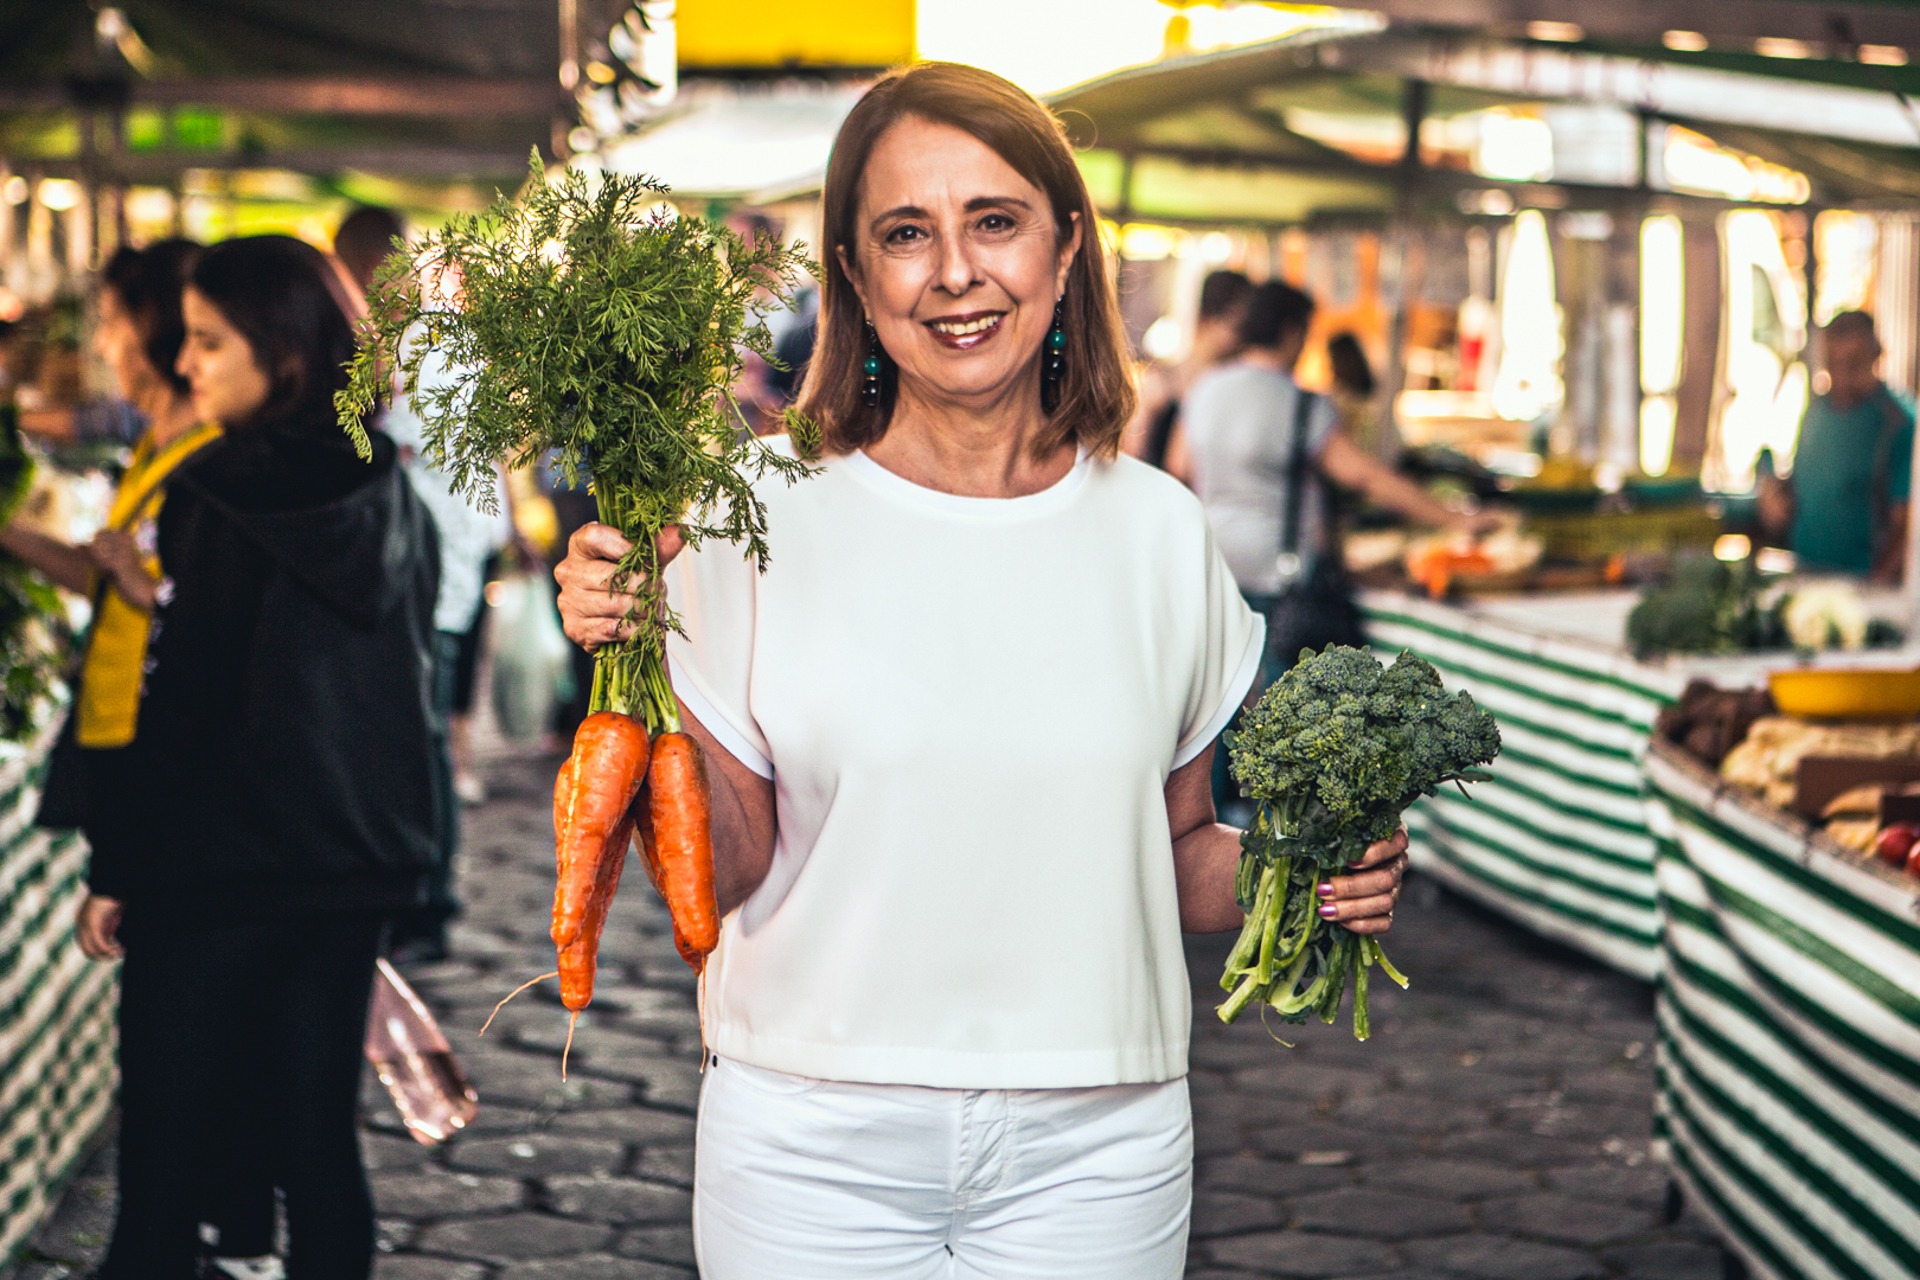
[75,235,439,1280]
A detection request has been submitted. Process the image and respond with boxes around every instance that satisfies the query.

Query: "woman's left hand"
[1316,826,1409,936]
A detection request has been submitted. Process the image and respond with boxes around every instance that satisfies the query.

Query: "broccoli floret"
[1218,646,1502,1037]
[1228,646,1500,851]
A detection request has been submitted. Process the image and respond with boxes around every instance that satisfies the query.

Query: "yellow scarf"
[75,422,223,748]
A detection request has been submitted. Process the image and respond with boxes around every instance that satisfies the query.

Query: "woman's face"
[94,289,157,403]
[178,287,272,426]
[840,116,1080,416]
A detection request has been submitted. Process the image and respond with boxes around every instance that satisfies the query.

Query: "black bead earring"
[1041,298,1066,408]
[861,321,883,408]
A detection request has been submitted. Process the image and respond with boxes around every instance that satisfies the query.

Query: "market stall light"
[1813,210,1876,326]
[1663,30,1709,53]
[1199,231,1234,264]
[1639,215,1684,397]
[1860,44,1909,66]
[1712,209,1808,490]
[36,179,81,212]
[1712,533,1753,562]
[2,176,27,206]
[1660,125,1809,205]
[1754,36,1816,60]
[1473,110,1554,184]
[1640,395,1678,477]
[1118,222,1181,262]
[1141,315,1183,362]
[1526,20,1584,43]
[1491,208,1564,424]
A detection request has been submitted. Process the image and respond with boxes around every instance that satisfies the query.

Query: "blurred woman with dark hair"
[2,240,212,625]
[74,234,438,1280]
[1121,267,1251,470]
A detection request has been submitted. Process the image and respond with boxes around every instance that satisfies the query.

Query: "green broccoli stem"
[1220,860,1276,990]
[1353,955,1372,1041]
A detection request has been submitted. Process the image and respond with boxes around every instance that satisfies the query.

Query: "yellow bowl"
[1767,667,1920,720]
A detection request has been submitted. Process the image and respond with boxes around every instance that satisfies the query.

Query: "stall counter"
[0,719,116,1265]
[1644,741,1920,1280]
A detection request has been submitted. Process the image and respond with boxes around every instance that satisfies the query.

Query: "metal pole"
[1381,78,1429,452]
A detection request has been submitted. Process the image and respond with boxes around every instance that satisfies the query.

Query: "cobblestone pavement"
[21,750,1730,1279]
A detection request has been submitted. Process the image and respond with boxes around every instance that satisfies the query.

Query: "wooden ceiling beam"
[0,75,560,118]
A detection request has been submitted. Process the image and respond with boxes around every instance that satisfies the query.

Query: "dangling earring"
[861,321,883,408]
[1041,298,1066,409]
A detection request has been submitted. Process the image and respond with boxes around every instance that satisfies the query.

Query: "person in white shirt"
[554,62,1408,1280]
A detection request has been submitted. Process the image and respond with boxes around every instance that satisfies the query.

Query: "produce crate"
[1528,506,1723,562]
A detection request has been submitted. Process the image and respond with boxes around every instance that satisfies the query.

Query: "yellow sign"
[677,0,915,69]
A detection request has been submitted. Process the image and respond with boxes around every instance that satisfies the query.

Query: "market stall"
[1362,574,1916,980]
[1643,725,1920,1280]
[0,718,115,1265]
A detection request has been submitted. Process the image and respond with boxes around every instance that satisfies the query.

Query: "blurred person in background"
[332,203,407,299]
[1122,268,1250,471]
[1180,280,1483,604]
[1326,330,1396,460]
[73,235,438,1280]
[7,239,280,1277]
[334,203,508,959]
[1759,310,1914,579]
[2,242,212,604]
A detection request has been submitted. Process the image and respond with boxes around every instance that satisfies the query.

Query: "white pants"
[693,1057,1193,1279]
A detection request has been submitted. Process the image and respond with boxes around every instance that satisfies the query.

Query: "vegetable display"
[1626,556,1900,659]
[1219,646,1501,1037]
[0,404,64,744]
[345,159,816,1063]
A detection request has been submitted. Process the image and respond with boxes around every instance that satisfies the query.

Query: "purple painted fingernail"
[1318,903,1338,919]
[1316,882,1335,897]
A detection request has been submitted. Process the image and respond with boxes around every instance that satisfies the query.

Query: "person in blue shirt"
[1777,311,1915,579]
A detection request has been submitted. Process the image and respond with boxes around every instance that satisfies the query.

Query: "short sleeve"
[664,541,774,778]
[1172,525,1265,770]
[1891,406,1915,503]
[1305,390,1339,460]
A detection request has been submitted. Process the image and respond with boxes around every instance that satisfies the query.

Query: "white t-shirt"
[1182,363,1338,596]
[664,440,1262,1090]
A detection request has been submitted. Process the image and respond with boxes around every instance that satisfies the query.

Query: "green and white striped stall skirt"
[1645,742,1920,1280]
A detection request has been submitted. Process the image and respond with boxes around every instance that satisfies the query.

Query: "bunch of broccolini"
[1220,646,1500,1037]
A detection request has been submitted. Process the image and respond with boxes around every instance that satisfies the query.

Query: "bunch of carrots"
[338,159,816,1074]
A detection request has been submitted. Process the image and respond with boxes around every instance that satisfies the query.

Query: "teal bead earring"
[1042,298,1066,409]
[861,321,883,408]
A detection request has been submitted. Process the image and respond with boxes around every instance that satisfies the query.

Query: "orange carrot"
[648,732,719,971]
[551,803,637,1077]
[551,711,651,951]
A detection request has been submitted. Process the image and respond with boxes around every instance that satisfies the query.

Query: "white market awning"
[594,82,864,205]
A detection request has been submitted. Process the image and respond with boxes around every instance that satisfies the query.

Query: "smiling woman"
[797,61,1134,463]
[552,60,1413,1280]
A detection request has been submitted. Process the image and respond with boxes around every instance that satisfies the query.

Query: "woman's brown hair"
[794,61,1135,459]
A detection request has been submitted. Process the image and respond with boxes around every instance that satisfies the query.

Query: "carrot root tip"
[562,1010,579,1081]
[479,970,559,1037]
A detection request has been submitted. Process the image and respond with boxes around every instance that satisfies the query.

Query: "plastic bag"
[489,571,573,741]
[365,958,478,1146]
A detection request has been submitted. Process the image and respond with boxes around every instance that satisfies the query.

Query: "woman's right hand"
[76,893,124,960]
[553,523,685,650]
